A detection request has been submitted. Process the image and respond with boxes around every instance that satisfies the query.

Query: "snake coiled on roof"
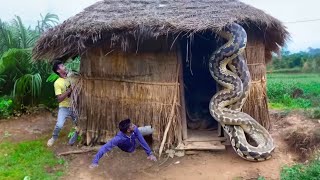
[208,23,275,161]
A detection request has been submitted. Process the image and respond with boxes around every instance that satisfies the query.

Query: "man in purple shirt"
[89,118,157,168]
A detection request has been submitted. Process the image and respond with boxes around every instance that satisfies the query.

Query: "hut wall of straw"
[77,38,182,148]
[243,33,270,130]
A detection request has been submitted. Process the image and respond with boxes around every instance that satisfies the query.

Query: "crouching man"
[89,118,157,168]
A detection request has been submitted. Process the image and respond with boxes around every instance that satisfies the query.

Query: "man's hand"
[57,87,73,102]
[147,155,157,162]
[67,87,72,97]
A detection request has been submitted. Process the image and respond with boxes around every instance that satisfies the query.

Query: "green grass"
[0,140,65,180]
[281,160,320,180]
[267,73,320,109]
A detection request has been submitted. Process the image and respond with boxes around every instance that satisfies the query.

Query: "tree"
[0,20,19,57]
[35,13,59,33]
[11,16,38,49]
[0,49,42,105]
[0,14,59,55]
[0,14,59,106]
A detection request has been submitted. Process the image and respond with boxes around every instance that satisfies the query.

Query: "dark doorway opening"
[179,31,222,134]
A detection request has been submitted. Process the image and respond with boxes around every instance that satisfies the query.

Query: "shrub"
[0,97,13,118]
[281,160,320,180]
[305,108,320,119]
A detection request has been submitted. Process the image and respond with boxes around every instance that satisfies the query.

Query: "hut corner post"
[177,44,188,141]
[243,38,271,130]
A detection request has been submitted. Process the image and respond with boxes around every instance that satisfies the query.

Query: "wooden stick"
[58,146,101,156]
[158,64,180,157]
[159,156,170,166]
[83,77,179,86]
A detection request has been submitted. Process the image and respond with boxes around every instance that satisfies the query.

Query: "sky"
[0,0,319,52]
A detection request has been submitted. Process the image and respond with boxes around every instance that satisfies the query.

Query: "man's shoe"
[47,137,56,147]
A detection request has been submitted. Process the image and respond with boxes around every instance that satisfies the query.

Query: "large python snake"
[208,23,275,161]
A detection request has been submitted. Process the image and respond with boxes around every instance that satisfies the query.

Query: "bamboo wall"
[78,40,182,149]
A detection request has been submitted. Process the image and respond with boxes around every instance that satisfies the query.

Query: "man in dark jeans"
[89,118,157,168]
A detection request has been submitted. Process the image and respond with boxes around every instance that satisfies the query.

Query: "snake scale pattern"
[208,23,275,161]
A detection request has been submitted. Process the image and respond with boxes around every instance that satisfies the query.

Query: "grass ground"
[267,73,320,111]
[267,73,320,179]
[281,159,320,180]
[0,139,65,180]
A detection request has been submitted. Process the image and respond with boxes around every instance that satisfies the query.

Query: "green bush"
[305,108,320,119]
[0,97,13,118]
[281,160,320,180]
[68,127,81,142]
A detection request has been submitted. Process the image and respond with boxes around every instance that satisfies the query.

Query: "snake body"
[208,23,275,161]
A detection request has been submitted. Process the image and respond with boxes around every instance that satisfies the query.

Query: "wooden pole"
[177,44,188,140]
[158,64,180,157]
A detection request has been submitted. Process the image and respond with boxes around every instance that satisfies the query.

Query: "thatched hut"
[33,0,288,152]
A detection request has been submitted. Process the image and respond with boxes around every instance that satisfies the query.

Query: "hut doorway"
[178,32,226,149]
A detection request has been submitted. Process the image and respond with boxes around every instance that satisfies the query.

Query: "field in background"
[267,73,320,110]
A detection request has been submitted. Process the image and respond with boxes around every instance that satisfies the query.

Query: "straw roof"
[32,0,289,61]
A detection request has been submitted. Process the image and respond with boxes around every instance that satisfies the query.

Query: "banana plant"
[46,73,59,83]
[13,73,42,105]
[0,14,59,105]
[0,74,6,93]
[0,49,40,104]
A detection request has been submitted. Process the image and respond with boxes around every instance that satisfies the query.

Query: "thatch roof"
[32,0,289,61]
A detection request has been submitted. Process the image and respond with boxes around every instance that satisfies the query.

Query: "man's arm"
[134,127,152,156]
[92,137,119,165]
[56,88,72,103]
[54,82,72,103]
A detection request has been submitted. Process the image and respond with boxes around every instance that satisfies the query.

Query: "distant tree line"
[269,47,320,73]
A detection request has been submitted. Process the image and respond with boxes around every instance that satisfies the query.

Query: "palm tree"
[13,73,42,105]
[35,13,59,33]
[0,74,6,93]
[0,48,41,104]
[0,14,59,105]
[11,16,38,49]
[0,14,59,54]
[0,20,19,57]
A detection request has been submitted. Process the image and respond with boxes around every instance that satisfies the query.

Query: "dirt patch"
[137,147,294,180]
[285,129,320,161]
[60,148,158,180]
[134,126,296,180]
[273,112,320,161]
[60,110,302,180]
[0,110,54,142]
[0,109,74,143]
[1,110,319,180]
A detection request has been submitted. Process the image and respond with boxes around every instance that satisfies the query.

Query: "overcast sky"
[0,0,319,52]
